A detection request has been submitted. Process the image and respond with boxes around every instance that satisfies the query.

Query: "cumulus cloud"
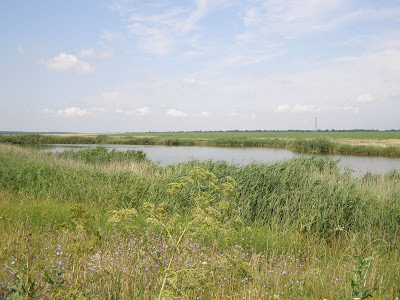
[113,106,151,116]
[275,104,320,113]
[136,106,151,115]
[44,53,95,74]
[56,107,88,117]
[167,108,188,118]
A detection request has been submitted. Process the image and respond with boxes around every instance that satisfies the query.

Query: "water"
[36,144,400,176]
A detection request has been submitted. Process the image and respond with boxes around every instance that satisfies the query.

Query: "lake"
[36,144,400,176]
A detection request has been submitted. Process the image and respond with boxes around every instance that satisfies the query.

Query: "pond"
[36,144,400,176]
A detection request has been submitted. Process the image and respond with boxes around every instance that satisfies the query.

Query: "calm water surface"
[39,144,400,176]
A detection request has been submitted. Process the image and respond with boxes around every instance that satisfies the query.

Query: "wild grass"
[0,144,399,298]
[2,131,400,157]
[56,146,147,164]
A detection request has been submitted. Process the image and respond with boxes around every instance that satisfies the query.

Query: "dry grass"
[339,138,400,147]
[42,133,102,137]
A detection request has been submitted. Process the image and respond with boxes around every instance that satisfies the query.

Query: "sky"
[1,0,400,132]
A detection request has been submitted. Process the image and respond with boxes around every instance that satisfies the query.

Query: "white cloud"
[357,93,375,104]
[44,53,95,74]
[167,108,188,118]
[128,23,173,55]
[136,106,151,115]
[336,106,360,114]
[242,0,345,37]
[112,106,151,116]
[181,0,208,33]
[124,0,227,55]
[56,107,88,117]
[240,1,400,42]
[275,104,320,113]
[193,111,212,118]
[275,105,291,112]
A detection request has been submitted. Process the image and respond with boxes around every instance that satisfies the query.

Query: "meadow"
[0,143,399,299]
[1,130,400,157]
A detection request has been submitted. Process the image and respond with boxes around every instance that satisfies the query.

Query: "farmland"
[0,143,399,298]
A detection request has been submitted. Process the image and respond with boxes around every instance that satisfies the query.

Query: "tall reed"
[1,144,399,298]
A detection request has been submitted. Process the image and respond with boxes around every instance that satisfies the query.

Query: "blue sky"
[1,0,400,132]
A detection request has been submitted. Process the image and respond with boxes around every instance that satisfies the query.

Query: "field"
[2,130,400,157]
[1,144,399,299]
[45,130,400,143]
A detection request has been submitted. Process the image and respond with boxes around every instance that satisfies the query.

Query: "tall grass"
[1,144,399,242]
[2,132,400,157]
[56,146,147,164]
[0,144,399,298]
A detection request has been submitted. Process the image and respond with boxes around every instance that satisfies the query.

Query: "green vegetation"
[57,146,147,164]
[1,130,400,157]
[0,143,399,298]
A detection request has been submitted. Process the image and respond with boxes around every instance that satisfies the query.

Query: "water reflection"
[35,144,400,176]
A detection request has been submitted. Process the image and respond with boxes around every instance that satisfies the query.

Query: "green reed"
[0,144,399,298]
[2,131,400,157]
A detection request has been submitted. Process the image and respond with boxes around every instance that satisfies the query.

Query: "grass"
[0,143,399,298]
[1,130,400,157]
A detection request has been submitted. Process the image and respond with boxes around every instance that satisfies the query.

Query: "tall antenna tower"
[315,116,317,138]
